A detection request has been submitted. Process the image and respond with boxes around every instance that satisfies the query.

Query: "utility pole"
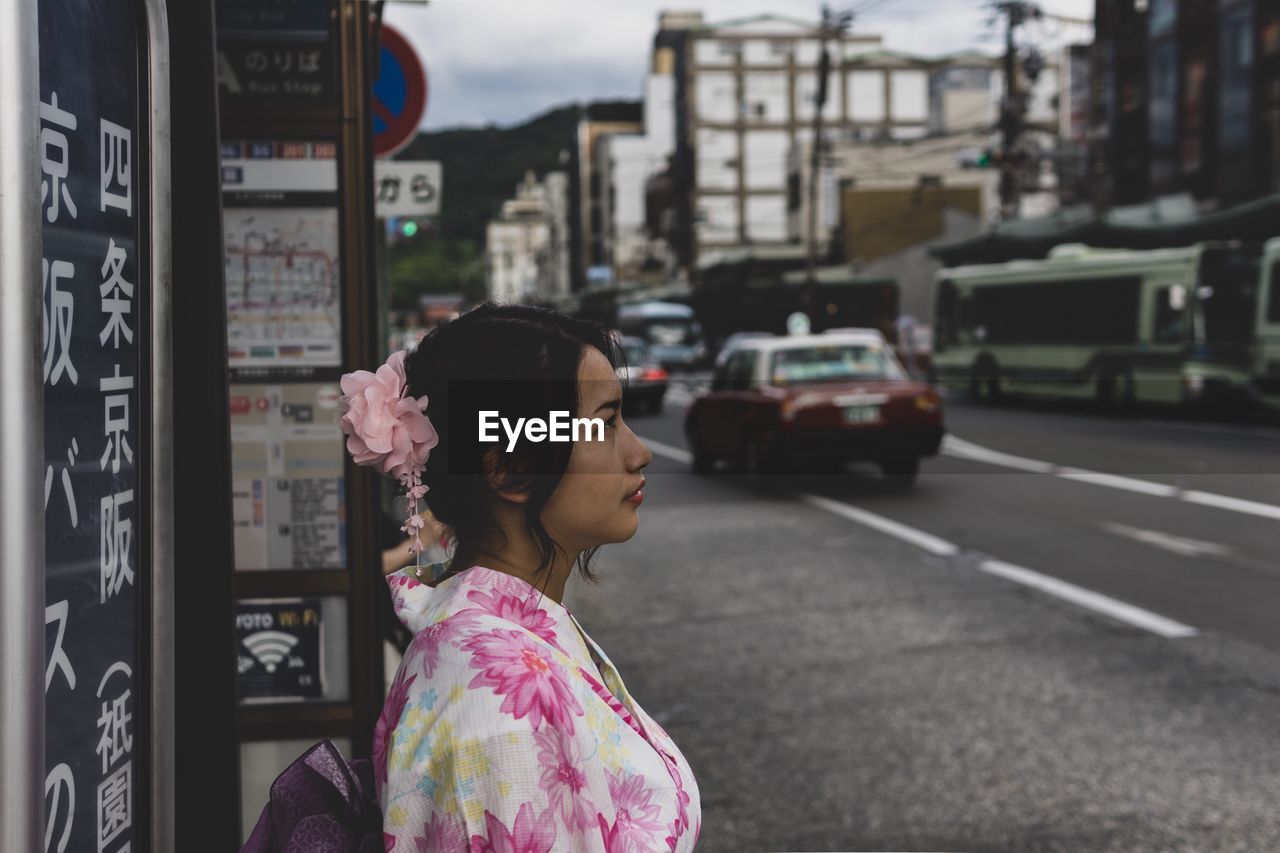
[993,1,1041,219]
[807,4,853,283]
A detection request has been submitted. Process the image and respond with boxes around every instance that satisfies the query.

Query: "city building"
[1091,0,1280,208]
[485,171,571,304]
[662,12,901,261]
[568,101,644,292]
[781,49,1074,318]
[594,72,678,285]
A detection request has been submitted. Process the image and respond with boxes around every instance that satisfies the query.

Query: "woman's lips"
[624,480,645,506]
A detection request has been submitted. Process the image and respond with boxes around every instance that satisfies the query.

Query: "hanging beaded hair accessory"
[338,350,439,579]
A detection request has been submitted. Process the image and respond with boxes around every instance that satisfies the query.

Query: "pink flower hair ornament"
[338,350,440,573]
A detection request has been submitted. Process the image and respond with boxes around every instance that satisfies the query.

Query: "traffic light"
[401,220,419,238]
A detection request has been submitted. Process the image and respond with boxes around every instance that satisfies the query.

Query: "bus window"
[971,277,1140,345]
[935,280,958,349]
[1153,286,1190,344]
[1269,262,1280,324]
[1196,248,1260,347]
[958,296,974,342]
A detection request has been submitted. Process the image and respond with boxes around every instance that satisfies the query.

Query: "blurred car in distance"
[615,334,670,414]
[714,331,777,369]
[685,331,944,486]
[616,301,708,371]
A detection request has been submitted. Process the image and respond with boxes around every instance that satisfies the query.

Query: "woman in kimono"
[340,302,701,852]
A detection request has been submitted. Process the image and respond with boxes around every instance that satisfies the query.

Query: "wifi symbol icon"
[243,630,300,674]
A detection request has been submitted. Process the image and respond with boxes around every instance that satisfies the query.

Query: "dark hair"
[403,302,622,590]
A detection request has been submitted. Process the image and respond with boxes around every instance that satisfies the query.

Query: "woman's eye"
[606,415,618,429]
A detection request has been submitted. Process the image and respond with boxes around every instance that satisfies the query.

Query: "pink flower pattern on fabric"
[463,589,565,653]
[469,804,558,853]
[607,770,667,841]
[373,671,417,796]
[534,728,595,833]
[414,813,468,853]
[378,566,700,853]
[463,628,584,733]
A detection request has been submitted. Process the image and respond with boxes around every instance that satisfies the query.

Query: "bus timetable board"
[221,140,349,573]
[229,382,347,571]
[39,0,147,849]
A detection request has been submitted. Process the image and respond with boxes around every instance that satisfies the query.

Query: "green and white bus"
[932,239,1280,410]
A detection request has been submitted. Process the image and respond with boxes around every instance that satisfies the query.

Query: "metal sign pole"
[0,0,45,849]
[141,0,176,849]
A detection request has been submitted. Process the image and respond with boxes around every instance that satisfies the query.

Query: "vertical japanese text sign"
[39,0,148,850]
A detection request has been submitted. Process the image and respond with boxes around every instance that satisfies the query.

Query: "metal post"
[0,0,45,849]
[806,50,825,283]
[807,5,852,283]
[338,0,384,758]
[996,1,1037,218]
[141,0,176,849]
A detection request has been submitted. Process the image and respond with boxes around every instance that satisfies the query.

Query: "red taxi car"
[685,331,945,485]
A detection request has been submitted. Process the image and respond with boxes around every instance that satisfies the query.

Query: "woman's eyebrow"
[594,397,622,414]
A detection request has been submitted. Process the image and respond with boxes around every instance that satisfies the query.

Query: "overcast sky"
[385,0,1094,131]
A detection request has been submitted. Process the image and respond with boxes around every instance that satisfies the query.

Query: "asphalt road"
[563,380,1280,852]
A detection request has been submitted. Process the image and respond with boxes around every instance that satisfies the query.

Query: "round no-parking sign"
[373,23,427,158]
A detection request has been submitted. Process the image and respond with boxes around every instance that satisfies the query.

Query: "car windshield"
[621,343,648,366]
[769,343,905,385]
[648,320,695,346]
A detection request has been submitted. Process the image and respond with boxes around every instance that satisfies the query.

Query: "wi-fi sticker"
[242,630,300,674]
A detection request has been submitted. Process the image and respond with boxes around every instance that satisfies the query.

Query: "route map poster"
[221,140,343,373]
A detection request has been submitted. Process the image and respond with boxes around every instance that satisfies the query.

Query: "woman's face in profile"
[541,346,653,553]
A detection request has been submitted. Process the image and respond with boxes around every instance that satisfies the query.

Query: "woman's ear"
[482,447,533,505]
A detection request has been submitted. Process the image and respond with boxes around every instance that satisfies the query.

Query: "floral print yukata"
[377,564,701,852]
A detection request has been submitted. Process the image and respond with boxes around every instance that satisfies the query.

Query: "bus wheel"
[969,360,1001,403]
[1096,366,1135,412]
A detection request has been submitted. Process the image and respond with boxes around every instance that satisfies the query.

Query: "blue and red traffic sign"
[373,23,427,158]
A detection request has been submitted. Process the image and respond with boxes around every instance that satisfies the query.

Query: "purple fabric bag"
[240,739,383,853]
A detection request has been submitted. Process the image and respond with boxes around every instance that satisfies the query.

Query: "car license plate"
[842,405,881,424]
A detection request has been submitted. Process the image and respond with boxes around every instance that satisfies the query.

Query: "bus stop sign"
[372,23,426,158]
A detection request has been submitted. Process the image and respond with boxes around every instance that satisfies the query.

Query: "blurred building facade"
[668,13,899,259]
[1091,0,1280,209]
[593,70,678,286]
[780,45,1077,320]
[485,170,571,304]
[568,101,644,293]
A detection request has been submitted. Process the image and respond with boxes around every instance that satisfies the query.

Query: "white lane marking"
[1056,468,1179,497]
[978,559,1198,639]
[642,436,1197,639]
[1100,522,1232,558]
[942,434,1055,473]
[665,387,695,408]
[1181,490,1280,522]
[642,436,692,465]
[664,384,703,409]
[943,435,1280,522]
[800,493,960,557]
